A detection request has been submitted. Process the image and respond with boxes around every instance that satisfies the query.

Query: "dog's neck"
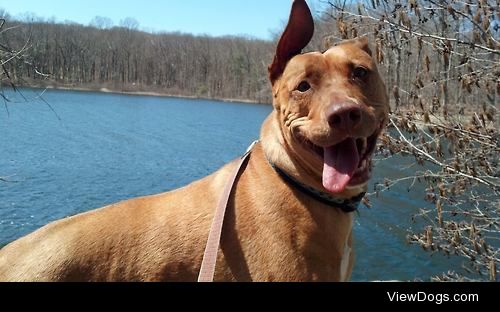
[260,112,367,202]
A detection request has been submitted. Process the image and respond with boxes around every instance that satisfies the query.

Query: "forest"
[0,11,275,103]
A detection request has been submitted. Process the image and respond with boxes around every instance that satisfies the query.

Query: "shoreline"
[17,84,271,106]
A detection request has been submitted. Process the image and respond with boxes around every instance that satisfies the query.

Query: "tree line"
[0,12,275,103]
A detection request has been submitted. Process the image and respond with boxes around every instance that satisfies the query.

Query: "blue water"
[0,88,460,281]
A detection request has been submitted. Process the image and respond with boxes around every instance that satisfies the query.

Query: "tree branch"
[390,118,499,189]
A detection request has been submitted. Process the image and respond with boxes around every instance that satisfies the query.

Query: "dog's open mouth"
[305,131,380,194]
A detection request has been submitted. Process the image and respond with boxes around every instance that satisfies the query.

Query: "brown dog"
[0,0,389,282]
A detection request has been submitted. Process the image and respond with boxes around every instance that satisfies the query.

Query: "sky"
[0,0,327,40]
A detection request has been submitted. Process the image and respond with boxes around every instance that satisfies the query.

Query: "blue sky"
[0,0,327,40]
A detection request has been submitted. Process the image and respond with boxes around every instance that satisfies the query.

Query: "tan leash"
[198,141,259,282]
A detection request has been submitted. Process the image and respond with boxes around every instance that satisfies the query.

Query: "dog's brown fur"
[0,0,389,282]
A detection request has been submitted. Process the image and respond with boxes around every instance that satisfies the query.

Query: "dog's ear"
[336,36,373,57]
[352,36,372,56]
[268,0,314,85]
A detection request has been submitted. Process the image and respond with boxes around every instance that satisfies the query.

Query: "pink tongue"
[323,138,360,194]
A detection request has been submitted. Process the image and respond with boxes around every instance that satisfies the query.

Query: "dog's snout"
[327,103,362,131]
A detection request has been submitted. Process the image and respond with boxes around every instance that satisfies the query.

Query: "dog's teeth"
[360,139,367,155]
[358,160,367,171]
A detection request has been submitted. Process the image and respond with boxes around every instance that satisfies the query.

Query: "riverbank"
[6,82,272,106]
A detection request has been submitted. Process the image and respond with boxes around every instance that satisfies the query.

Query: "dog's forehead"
[283,45,375,81]
[324,46,349,59]
[284,52,325,75]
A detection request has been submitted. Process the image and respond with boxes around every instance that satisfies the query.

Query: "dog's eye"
[296,81,311,93]
[353,67,369,80]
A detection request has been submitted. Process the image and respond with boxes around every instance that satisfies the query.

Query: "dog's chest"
[340,240,352,282]
[340,214,354,281]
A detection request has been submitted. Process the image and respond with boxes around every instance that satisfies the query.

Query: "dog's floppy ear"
[354,36,373,56]
[268,0,314,85]
[336,36,373,57]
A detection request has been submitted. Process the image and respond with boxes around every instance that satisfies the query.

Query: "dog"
[0,0,389,282]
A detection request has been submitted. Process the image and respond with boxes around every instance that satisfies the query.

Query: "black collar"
[271,164,365,213]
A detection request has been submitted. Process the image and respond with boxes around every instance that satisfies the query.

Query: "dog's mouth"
[304,131,380,194]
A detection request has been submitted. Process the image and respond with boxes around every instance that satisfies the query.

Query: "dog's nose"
[327,103,362,131]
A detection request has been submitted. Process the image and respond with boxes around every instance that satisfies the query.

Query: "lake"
[0,88,461,281]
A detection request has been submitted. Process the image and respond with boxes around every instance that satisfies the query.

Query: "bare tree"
[119,17,139,31]
[89,16,114,30]
[0,16,53,182]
